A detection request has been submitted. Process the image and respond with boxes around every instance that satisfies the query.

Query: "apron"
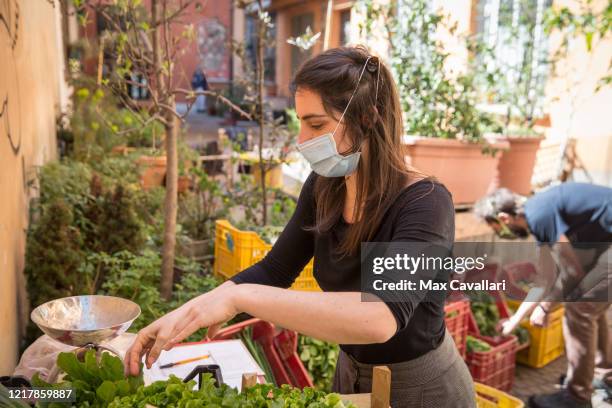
[332,331,476,408]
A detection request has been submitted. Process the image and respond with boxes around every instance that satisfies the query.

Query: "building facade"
[0,0,69,375]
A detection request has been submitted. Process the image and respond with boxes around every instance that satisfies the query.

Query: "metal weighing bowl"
[31,295,141,346]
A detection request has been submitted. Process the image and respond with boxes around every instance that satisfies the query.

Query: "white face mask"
[296,56,379,178]
[296,133,361,177]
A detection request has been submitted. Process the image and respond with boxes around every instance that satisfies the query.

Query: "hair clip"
[366,56,379,73]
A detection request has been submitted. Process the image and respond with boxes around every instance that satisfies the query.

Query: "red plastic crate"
[466,334,518,392]
[463,262,500,284]
[444,299,470,358]
[210,318,313,388]
[274,330,313,388]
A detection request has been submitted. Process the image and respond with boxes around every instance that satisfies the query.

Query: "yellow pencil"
[159,354,210,369]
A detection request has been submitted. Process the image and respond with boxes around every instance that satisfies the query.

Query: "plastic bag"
[13,333,137,381]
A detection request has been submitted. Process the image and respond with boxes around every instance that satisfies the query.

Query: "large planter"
[403,137,508,205]
[497,136,542,196]
[111,145,137,156]
[136,155,167,189]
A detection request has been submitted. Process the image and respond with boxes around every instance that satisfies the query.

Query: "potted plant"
[360,0,507,204]
[136,149,167,190]
[177,168,227,262]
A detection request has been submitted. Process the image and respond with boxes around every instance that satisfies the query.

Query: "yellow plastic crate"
[507,299,565,368]
[214,220,320,291]
[475,382,524,408]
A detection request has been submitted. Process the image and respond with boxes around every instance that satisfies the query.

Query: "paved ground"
[178,104,226,149]
[512,308,612,407]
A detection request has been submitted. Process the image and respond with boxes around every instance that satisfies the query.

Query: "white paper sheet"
[143,339,264,391]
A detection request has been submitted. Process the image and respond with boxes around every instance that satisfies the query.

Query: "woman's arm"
[234,284,396,344]
[124,281,396,375]
[173,283,396,345]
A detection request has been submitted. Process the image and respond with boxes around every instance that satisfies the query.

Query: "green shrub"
[89,155,141,187]
[36,160,92,227]
[24,200,87,309]
[25,160,150,312]
[70,82,162,162]
[359,0,501,141]
[83,177,146,257]
[177,168,228,242]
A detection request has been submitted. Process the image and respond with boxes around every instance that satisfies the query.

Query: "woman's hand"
[124,282,239,376]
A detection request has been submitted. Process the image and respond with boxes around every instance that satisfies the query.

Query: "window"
[339,9,351,46]
[475,0,552,120]
[245,11,277,83]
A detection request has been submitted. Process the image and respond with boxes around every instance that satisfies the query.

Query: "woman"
[125,46,475,407]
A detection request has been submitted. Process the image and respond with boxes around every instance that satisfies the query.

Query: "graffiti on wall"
[197,17,229,80]
[0,0,21,156]
[0,0,19,49]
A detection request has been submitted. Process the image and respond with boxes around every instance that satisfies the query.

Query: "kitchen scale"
[30,295,141,382]
[29,295,223,389]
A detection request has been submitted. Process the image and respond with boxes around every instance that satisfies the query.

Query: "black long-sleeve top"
[230,173,455,364]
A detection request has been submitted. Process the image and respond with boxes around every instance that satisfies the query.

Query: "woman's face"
[294,87,352,154]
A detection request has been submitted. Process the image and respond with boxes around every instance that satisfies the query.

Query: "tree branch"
[174,88,253,120]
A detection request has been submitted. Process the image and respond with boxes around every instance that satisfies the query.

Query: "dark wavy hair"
[292,46,424,256]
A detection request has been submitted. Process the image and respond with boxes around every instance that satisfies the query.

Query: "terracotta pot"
[136,155,167,189]
[178,175,192,193]
[404,137,508,205]
[111,145,137,156]
[497,136,542,195]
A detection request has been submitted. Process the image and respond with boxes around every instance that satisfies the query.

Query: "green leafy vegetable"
[32,350,143,408]
[468,292,500,337]
[467,335,492,353]
[298,336,339,392]
[514,326,530,345]
[35,348,355,408]
[240,327,276,385]
[468,291,531,344]
[109,374,357,408]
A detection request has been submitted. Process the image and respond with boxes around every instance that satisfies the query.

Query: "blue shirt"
[524,182,612,245]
